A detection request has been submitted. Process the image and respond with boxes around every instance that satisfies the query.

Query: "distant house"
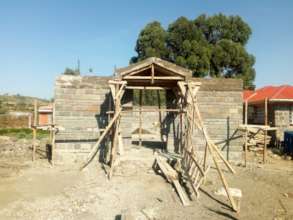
[38,104,53,126]
[243,85,293,141]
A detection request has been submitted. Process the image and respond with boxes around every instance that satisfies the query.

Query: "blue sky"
[0,0,292,99]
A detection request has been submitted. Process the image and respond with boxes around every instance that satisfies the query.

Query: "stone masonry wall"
[54,75,243,163]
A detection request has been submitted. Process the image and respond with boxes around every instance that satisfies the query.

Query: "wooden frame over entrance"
[80,57,240,212]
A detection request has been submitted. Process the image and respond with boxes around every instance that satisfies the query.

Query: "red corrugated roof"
[243,90,254,101]
[243,85,293,103]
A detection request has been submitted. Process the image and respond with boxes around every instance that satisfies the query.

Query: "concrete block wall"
[274,104,293,140]
[192,78,243,161]
[54,75,243,163]
[54,75,111,163]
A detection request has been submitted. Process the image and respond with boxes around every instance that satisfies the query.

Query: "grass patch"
[0,128,49,140]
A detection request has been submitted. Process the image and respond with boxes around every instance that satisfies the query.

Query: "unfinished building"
[54,58,243,163]
[52,57,245,211]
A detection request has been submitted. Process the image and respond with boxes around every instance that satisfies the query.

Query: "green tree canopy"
[130,21,168,63]
[131,13,255,88]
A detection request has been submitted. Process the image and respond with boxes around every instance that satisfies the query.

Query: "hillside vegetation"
[0,94,49,114]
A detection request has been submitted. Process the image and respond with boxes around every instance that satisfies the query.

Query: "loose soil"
[0,140,292,220]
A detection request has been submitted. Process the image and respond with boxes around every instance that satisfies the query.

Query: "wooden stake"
[139,90,142,146]
[51,102,56,165]
[32,100,38,161]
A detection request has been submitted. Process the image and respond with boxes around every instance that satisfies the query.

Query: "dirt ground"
[0,140,292,220]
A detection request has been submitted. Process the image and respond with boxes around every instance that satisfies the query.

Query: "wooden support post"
[151,64,154,84]
[109,85,120,178]
[32,100,38,161]
[139,90,142,146]
[203,142,208,171]
[207,144,238,212]
[264,98,268,163]
[81,109,121,170]
[51,102,56,165]
[179,111,183,153]
[193,102,236,174]
[157,90,163,143]
[108,83,126,179]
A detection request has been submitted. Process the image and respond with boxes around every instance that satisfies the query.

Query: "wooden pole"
[157,90,163,143]
[203,142,208,171]
[81,109,121,170]
[207,143,238,212]
[264,98,268,163]
[139,90,142,146]
[109,83,125,178]
[109,85,120,178]
[51,102,56,165]
[193,102,236,174]
[151,64,154,84]
[179,111,183,153]
[32,100,38,161]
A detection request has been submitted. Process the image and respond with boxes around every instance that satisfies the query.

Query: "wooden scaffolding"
[80,57,240,212]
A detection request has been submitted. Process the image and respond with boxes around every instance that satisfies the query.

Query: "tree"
[130,21,168,63]
[131,14,255,88]
[63,68,80,76]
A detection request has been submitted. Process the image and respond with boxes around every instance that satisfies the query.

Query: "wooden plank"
[107,109,184,114]
[173,180,190,206]
[127,65,152,77]
[156,156,177,182]
[153,61,188,77]
[125,86,172,90]
[120,63,153,76]
[124,76,183,80]
[155,156,190,206]
[108,80,127,85]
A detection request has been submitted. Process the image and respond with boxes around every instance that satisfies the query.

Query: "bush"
[0,128,49,140]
